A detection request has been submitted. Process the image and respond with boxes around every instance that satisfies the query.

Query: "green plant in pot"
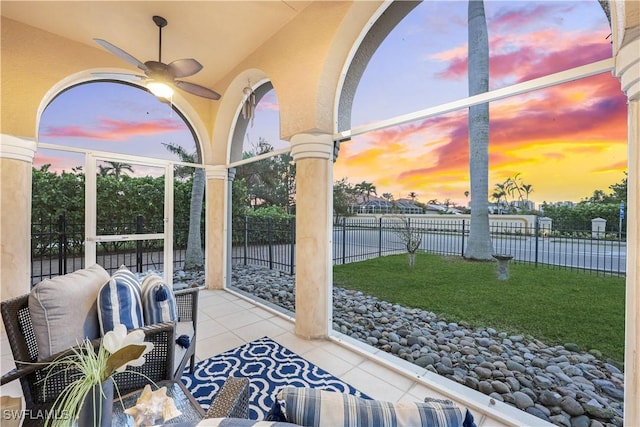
[43,324,153,427]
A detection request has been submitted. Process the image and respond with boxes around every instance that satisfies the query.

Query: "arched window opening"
[33,81,206,286]
[332,1,626,424]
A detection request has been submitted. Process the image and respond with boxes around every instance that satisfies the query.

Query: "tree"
[102,161,133,180]
[505,173,524,202]
[333,178,358,222]
[392,215,422,269]
[464,0,493,261]
[163,142,205,271]
[522,184,534,201]
[408,192,417,202]
[382,193,394,202]
[354,181,377,202]
[236,138,296,211]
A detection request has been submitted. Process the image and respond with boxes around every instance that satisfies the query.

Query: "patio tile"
[232,319,288,343]
[214,310,264,330]
[358,359,415,392]
[196,318,230,339]
[195,331,246,361]
[340,365,405,402]
[301,346,359,378]
[269,331,319,354]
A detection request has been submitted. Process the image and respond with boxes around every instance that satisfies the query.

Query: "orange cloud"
[41,117,185,141]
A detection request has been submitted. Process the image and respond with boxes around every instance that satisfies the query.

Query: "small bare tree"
[392,216,423,268]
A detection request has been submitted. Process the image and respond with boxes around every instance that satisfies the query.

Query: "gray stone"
[539,390,562,406]
[561,396,585,416]
[513,391,534,409]
[570,415,591,427]
[601,386,624,401]
[474,366,492,379]
[604,363,621,375]
[583,403,615,419]
[414,355,435,368]
[490,380,510,394]
[531,357,549,369]
[549,415,571,427]
[564,343,580,352]
[506,360,526,373]
[464,376,479,390]
[478,381,493,395]
[489,392,504,402]
[505,377,520,392]
[525,406,550,421]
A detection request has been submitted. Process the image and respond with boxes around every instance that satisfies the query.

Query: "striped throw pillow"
[97,277,144,335]
[141,274,178,325]
[112,265,142,296]
[276,387,475,427]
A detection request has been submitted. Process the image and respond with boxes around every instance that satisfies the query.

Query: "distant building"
[353,196,423,215]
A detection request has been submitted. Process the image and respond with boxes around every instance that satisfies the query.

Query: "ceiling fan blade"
[94,38,148,72]
[174,81,221,100]
[168,59,203,78]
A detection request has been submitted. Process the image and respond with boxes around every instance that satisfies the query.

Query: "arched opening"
[33,80,207,287]
[332,0,626,423]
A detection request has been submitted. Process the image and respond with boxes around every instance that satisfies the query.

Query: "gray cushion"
[29,264,110,359]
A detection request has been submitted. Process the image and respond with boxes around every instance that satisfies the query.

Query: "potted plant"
[43,324,154,427]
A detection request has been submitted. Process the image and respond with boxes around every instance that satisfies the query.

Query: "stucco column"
[0,135,37,307]
[616,27,640,427]
[205,165,228,290]
[291,132,333,339]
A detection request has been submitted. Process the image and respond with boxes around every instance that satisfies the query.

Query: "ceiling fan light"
[147,81,174,98]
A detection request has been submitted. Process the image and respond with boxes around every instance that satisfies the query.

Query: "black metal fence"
[332,217,626,276]
[231,216,296,275]
[228,216,625,277]
[32,214,627,284]
[31,213,196,285]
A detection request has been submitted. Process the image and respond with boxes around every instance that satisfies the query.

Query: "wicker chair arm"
[205,377,250,419]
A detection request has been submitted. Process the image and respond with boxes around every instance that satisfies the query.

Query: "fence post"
[268,217,274,270]
[290,217,295,275]
[378,217,383,257]
[534,217,540,268]
[342,217,346,265]
[460,220,466,257]
[243,216,248,266]
[136,215,143,273]
[57,211,67,275]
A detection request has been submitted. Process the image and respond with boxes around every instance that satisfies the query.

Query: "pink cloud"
[41,117,185,141]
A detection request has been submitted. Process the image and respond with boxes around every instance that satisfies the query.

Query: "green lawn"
[333,253,625,363]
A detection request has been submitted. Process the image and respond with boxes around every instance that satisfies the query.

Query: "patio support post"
[205,165,229,290]
[0,135,37,318]
[616,26,640,426]
[291,132,334,339]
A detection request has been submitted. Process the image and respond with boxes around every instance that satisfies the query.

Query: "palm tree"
[408,192,417,202]
[464,0,493,261]
[522,183,534,201]
[355,181,377,202]
[506,173,524,202]
[103,161,133,179]
[163,143,205,271]
[98,165,110,177]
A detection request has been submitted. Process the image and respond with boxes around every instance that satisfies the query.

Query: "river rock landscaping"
[229,264,624,427]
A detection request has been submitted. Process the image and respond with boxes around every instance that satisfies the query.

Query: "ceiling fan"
[93,15,221,100]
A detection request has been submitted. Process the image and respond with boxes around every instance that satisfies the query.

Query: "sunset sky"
[37,0,628,207]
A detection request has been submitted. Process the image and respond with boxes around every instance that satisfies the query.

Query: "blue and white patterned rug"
[181,336,369,419]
